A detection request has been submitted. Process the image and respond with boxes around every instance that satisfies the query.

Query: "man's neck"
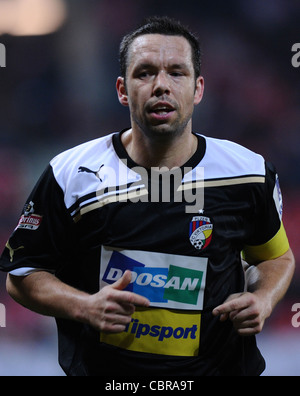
[121,128,198,169]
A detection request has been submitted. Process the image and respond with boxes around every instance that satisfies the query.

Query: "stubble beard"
[133,109,193,144]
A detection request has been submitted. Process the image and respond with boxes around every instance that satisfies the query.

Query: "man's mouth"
[148,102,176,119]
[152,108,173,115]
[150,102,175,112]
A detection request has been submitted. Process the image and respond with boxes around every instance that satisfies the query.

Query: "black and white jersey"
[0,130,289,376]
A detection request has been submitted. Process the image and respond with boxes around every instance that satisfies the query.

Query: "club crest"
[189,216,213,250]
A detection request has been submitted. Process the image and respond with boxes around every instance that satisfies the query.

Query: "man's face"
[117,34,204,140]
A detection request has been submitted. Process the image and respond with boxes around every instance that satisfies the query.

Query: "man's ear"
[116,77,129,107]
[194,76,205,105]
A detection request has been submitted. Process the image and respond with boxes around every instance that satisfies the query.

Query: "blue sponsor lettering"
[124,318,198,342]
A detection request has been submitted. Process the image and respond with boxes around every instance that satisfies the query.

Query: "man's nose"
[152,71,170,96]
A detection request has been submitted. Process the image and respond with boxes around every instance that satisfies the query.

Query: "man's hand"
[84,270,150,333]
[212,250,295,336]
[7,270,150,334]
[212,292,271,336]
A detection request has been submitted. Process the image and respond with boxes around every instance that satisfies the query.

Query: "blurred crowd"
[0,0,299,363]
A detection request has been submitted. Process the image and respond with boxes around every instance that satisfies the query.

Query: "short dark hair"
[119,16,202,82]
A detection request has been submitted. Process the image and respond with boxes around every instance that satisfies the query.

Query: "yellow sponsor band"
[100,307,201,357]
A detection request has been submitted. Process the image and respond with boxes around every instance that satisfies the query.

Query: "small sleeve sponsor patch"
[16,214,42,231]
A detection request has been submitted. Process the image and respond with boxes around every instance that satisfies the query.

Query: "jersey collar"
[113,128,206,171]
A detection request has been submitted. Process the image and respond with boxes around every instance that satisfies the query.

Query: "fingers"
[100,305,134,333]
[212,292,264,336]
[212,293,247,317]
[111,270,132,291]
[109,270,150,307]
[94,270,150,333]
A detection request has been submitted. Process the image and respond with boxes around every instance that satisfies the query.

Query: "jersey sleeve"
[242,162,290,264]
[0,164,77,275]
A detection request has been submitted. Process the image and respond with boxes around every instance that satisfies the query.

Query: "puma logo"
[78,164,104,182]
[5,241,24,262]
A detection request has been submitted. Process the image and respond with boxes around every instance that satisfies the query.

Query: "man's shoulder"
[50,133,116,171]
[49,132,118,190]
[198,134,266,179]
[52,133,115,163]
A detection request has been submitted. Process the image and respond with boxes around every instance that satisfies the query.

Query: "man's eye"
[138,71,151,79]
[170,72,183,77]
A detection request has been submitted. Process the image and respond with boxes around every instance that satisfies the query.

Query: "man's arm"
[6,270,149,333]
[212,248,295,336]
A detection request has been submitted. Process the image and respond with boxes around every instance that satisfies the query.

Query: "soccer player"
[0,16,295,376]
